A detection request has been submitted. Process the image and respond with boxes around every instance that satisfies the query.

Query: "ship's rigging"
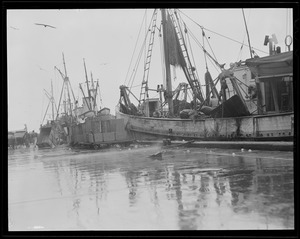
[119,8,255,118]
[54,53,77,121]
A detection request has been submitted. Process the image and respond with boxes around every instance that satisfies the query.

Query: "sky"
[7,8,293,132]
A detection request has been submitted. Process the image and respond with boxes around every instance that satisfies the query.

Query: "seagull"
[37,65,47,71]
[10,26,19,30]
[35,23,56,29]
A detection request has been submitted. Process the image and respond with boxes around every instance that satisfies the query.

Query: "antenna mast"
[242,9,253,58]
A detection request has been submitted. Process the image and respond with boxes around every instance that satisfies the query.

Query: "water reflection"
[8,146,294,230]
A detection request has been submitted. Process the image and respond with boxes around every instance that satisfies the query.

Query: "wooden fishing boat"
[68,60,133,149]
[37,54,73,149]
[8,126,30,149]
[116,9,293,142]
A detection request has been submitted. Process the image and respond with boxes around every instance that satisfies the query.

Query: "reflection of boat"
[116,9,293,141]
[69,60,132,149]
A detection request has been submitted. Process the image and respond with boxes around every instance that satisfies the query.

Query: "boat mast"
[161,9,174,117]
[55,53,77,120]
[242,9,253,58]
[51,80,54,120]
[83,58,93,111]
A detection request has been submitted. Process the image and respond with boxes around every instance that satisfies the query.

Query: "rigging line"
[127,35,147,89]
[128,37,147,90]
[185,24,218,65]
[130,84,142,88]
[144,10,147,68]
[185,25,203,96]
[201,28,208,70]
[172,9,205,100]
[236,37,245,62]
[194,24,219,64]
[187,27,222,72]
[237,9,251,62]
[230,78,259,109]
[232,75,250,89]
[183,18,201,80]
[128,10,157,90]
[204,31,219,64]
[178,9,268,55]
[124,9,147,86]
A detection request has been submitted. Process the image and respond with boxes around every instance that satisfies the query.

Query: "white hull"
[116,110,294,141]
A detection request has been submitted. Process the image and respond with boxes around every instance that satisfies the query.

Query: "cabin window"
[149,101,158,117]
[263,76,293,113]
[264,80,275,112]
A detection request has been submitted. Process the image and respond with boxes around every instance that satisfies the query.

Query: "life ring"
[285,35,293,47]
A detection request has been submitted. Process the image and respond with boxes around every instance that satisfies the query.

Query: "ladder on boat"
[139,9,159,105]
[170,10,205,103]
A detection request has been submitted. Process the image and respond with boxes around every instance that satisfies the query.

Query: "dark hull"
[69,115,134,148]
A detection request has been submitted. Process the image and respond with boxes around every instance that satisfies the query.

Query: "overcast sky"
[7,8,293,132]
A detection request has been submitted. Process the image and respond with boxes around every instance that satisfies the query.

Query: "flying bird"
[10,26,19,30]
[37,65,47,71]
[35,23,56,29]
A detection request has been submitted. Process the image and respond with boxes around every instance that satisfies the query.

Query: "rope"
[236,9,252,62]
[187,26,221,73]
[128,10,157,91]
[201,27,219,64]
[173,9,205,100]
[201,28,208,70]
[185,23,201,82]
[178,9,268,55]
[124,9,148,86]
[130,84,142,89]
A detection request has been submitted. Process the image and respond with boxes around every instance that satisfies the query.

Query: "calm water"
[8,144,294,230]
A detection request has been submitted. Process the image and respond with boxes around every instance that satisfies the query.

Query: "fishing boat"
[68,59,132,149]
[8,125,30,149]
[37,54,74,148]
[116,9,293,141]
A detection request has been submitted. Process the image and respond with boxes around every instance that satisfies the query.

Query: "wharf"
[137,140,294,152]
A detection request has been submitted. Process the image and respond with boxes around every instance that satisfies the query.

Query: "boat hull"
[69,116,133,148]
[116,110,294,141]
[37,123,65,149]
